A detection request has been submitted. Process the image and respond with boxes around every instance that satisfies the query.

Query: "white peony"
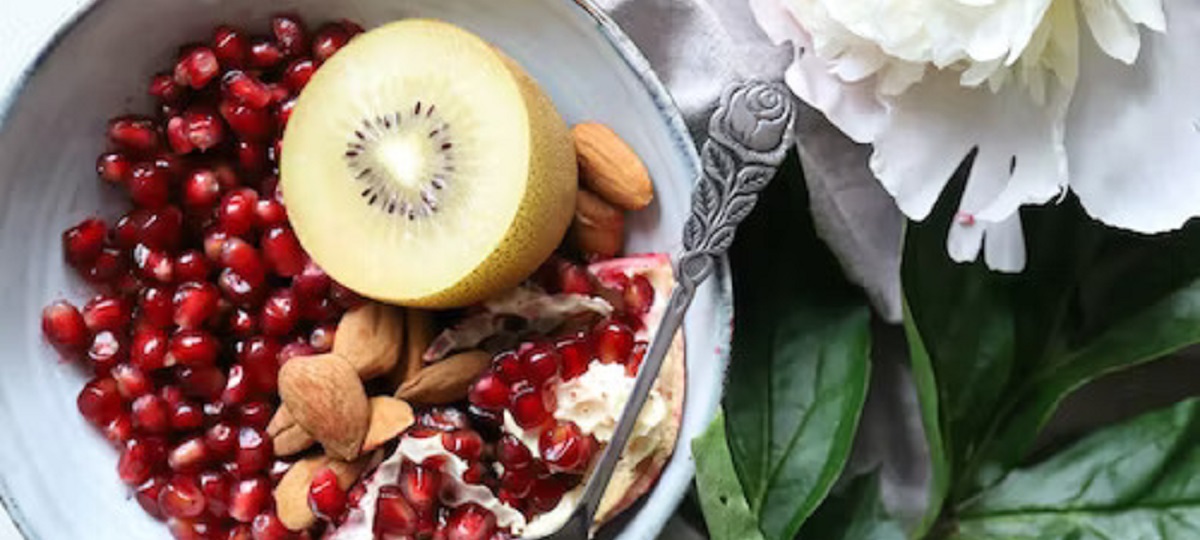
[751,0,1189,271]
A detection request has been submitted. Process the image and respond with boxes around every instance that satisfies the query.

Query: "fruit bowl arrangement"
[0,1,731,539]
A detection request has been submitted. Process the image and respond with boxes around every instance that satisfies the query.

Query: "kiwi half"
[281,20,577,308]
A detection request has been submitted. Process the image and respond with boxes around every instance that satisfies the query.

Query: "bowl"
[0,1,732,538]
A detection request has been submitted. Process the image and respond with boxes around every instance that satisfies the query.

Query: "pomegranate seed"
[213,25,249,68]
[309,322,336,352]
[497,434,533,470]
[229,308,257,337]
[300,296,339,323]
[271,14,309,57]
[230,476,271,523]
[500,467,535,498]
[175,47,221,89]
[133,244,175,283]
[539,421,595,474]
[311,23,350,63]
[398,462,441,511]
[148,72,186,104]
[234,426,272,477]
[62,218,107,267]
[493,352,523,384]
[198,469,233,518]
[520,345,561,385]
[117,206,183,250]
[340,19,365,36]
[131,326,169,370]
[282,59,315,92]
[139,285,176,328]
[223,70,273,109]
[167,516,219,540]
[220,267,266,312]
[83,295,130,333]
[83,247,129,286]
[113,362,152,399]
[227,524,253,540]
[222,364,252,405]
[555,334,593,380]
[267,460,292,484]
[308,467,346,521]
[77,377,123,426]
[132,393,171,434]
[173,282,220,329]
[218,189,260,238]
[205,422,237,458]
[175,250,212,283]
[166,116,194,154]
[204,229,230,262]
[260,226,305,277]
[220,99,273,141]
[182,170,221,210]
[236,140,269,177]
[237,401,273,429]
[509,382,553,429]
[275,98,296,130]
[259,288,299,336]
[441,430,485,461]
[43,300,90,354]
[468,373,510,411]
[159,474,207,518]
[277,341,315,364]
[237,336,282,393]
[119,436,168,486]
[593,320,634,364]
[461,461,488,485]
[559,262,592,295]
[183,108,225,152]
[96,151,132,184]
[444,503,497,540]
[108,116,160,154]
[168,437,211,473]
[212,162,242,190]
[170,400,205,431]
[177,364,226,401]
[624,274,655,315]
[103,413,135,445]
[128,163,171,208]
[88,331,126,373]
[136,475,169,518]
[529,475,569,513]
[247,38,283,69]
[160,384,186,406]
[374,485,418,536]
[328,281,364,309]
[419,408,471,432]
[627,341,649,375]
[251,511,292,540]
[292,261,330,302]
[167,329,220,367]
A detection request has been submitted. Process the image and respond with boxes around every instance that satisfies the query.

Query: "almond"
[274,453,370,531]
[266,404,316,457]
[572,122,653,210]
[278,353,370,460]
[333,303,405,380]
[388,309,436,389]
[396,350,492,405]
[570,189,625,258]
[363,396,415,452]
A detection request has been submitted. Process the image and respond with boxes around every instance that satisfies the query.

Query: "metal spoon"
[526,80,796,540]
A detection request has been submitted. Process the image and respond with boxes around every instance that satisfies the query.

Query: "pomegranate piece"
[149,72,186,104]
[83,247,129,286]
[183,169,222,210]
[117,206,183,251]
[168,437,212,473]
[213,25,249,68]
[167,116,194,154]
[102,413,135,445]
[496,434,534,470]
[623,274,655,315]
[520,345,561,385]
[237,401,273,429]
[139,285,176,329]
[217,189,260,238]
[127,163,172,208]
[528,474,570,513]
[237,336,282,393]
[88,331,126,374]
[43,300,90,354]
[175,250,213,283]
[133,244,175,284]
[593,320,635,365]
[398,462,442,512]
[107,116,160,154]
[233,426,272,477]
[468,372,510,411]
[205,421,238,459]
[77,377,123,426]
[176,365,227,401]
[131,326,169,371]
[277,341,315,364]
[136,475,169,518]
[62,218,107,267]
[113,362,152,399]
[292,261,330,302]
[259,288,299,336]
[168,329,220,367]
[509,381,553,429]
[167,516,220,540]
[247,38,284,69]
[307,466,346,522]
[441,429,485,461]
[220,98,273,141]
[250,511,293,540]
[220,246,267,297]
[169,399,205,432]
[132,393,171,434]
[237,140,270,177]
[499,466,535,498]
[539,421,596,474]
[83,295,130,333]
[96,151,132,184]
[555,333,593,380]
[221,364,252,405]
[173,282,221,330]
[183,107,226,152]
[159,474,207,518]
[198,469,233,518]
[229,476,271,523]
[442,503,497,540]
[174,46,221,89]
[119,436,168,486]
[558,261,593,295]
[282,59,315,92]
[271,14,309,58]
[260,226,305,277]
[311,23,350,63]
[204,229,230,262]
[223,70,273,109]
[228,308,258,338]
[374,485,418,536]
[493,351,523,384]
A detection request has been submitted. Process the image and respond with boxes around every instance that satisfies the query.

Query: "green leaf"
[799,473,907,540]
[951,399,1200,539]
[721,159,873,540]
[693,412,767,540]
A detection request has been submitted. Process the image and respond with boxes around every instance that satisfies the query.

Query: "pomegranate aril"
[300,296,339,323]
[198,470,233,518]
[441,430,484,462]
[229,308,258,337]
[468,373,510,411]
[308,467,346,521]
[218,189,260,239]
[593,320,635,364]
[259,288,299,336]
[292,261,330,302]
[230,476,271,523]
[128,163,172,208]
[247,38,283,69]
[167,516,219,540]
[260,226,305,277]
[520,345,561,385]
[167,329,219,367]
[627,341,649,376]
[312,23,350,63]
[175,250,213,283]
[234,426,272,477]
[85,248,130,285]
[82,333,123,374]
[275,98,296,130]
[113,362,152,399]
[222,364,252,405]
[183,170,221,210]
[271,14,309,58]
[118,206,183,251]
[397,462,441,512]
[83,295,130,333]
[167,116,194,154]
[444,503,497,540]
[63,218,108,267]
[500,467,534,497]
[159,474,207,518]
[329,281,365,309]
[556,334,592,380]
[168,437,212,473]
[419,408,471,432]
[103,413,135,445]
[462,461,488,485]
[170,400,205,431]
[220,99,273,141]
[223,70,273,109]
[220,268,266,312]
[174,281,221,329]
[282,58,315,92]
[623,274,655,315]
[176,365,227,401]
[139,285,176,329]
[309,322,336,352]
[528,474,569,513]
[213,25,249,68]
[277,341,315,364]
[132,393,171,434]
[136,475,169,518]
[509,381,553,429]
[493,351,523,384]
[205,422,238,459]
[119,436,168,486]
[175,47,221,89]
[539,421,595,474]
[374,485,418,536]
[182,108,225,152]
[43,300,90,354]
[97,151,132,184]
[108,116,161,154]
[204,229,230,262]
[237,401,273,429]
[134,244,175,283]
[236,140,270,177]
[77,377,123,426]
[558,261,592,295]
[497,434,533,470]
[339,19,365,36]
[268,459,292,484]
[251,511,293,540]
[237,336,282,393]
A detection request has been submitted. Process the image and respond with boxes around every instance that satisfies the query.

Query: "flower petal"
[1080,0,1144,63]
[1115,0,1167,31]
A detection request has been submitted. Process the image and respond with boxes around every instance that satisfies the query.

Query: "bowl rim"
[0,1,732,538]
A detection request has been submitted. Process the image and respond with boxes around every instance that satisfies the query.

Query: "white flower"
[751,0,1183,271]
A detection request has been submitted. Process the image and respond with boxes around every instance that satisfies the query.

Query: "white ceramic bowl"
[0,1,732,538]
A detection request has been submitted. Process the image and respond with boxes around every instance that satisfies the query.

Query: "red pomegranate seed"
[277,341,315,364]
[83,247,129,286]
[237,401,273,429]
[131,326,169,371]
[132,393,171,434]
[309,322,336,352]
[267,460,292,484]
[529,475,569,513]
[374,485,418,536]
[558,261,592,295]
[113,362,152,399]
[175,47,221,89]
[218,189,260,238]
[203,229,230,262]
[96,151,132,184]
[444,503,497,540]
[134,475,168,519]
[167,329,220,367]
[468,373,510,411]
[292,261,330,302]
[77,377,122,426]
[235,140,269,177]
[311,23,350,63]
[219,269,267,308]
[258,289,299,336]
[300,296,339,323]
[128,163,172,208]
[339,19,365,36]
[205,421,237,459]
[160,384,185,407]
[500,467,535,498]
[198,469,233,518]
[88,331,126,374]
[260,226,305,277]
[83,295,130,333]
[62,218,107,267]
[173,282,220,329]
[250,510,292,540]
[108,116,161,154]
[274,99,296,132]
[496,434,533,470]
[175,251,212,283]
[624,275,655,315]
[520,345,561,385]
[539,421,595,474]
[139,285,176,328]
[167,516,220,540]
[183,108,225,152]
[419,408,471,432]
[119,436,168,486]
[170,399,205,432]
[43,300,90,354]
[230,476,271,523]
[183,169,221,210]
[166,116,194,154]
[117,206,183,251]
[398,462,441,511]
[220,99,273,141]
[555,334,593,380]
[271,14,309,57]
[223,71,273,109]
[228,308,257,337]
[282,59,315,92]
[492,352,523,384]
[237,336,282,393]
[247,38,283,69]
[627,341,649,376]
[509,382,553,429]
[176,365,226,401]
[159,473,207,518]
[307,467,346,521]
[213,25,249,68]
[149,72,186,105]
[461,461,488,485]
[234,426,272,477]
[227,524,253,540]
[328,281,364,309]
[103,413,135,445]
[441,430,485,461]
[134,243,175,284]
[168,437,211,473]
[220,237,266,286]
[593,320,634,364]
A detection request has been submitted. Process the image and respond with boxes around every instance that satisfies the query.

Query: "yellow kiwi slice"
[281,20,577,308]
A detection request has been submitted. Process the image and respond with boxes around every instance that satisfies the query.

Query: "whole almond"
[363,396,415,452]
[573,122,653,210]
[266,404,316,456]
[388,309,436,389]
[278,353,370,461]
[570,189,625,258]
[275,453,369,531]
[396,350,492,405]
[333,303,404,380]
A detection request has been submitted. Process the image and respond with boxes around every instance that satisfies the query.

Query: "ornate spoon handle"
[532,80,795,539]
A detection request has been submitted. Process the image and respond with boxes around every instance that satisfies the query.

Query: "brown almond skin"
[573,122,653,210]
[278,353,370,461]
[266,404,316,456]
[363,396,415,452]
[570,189,625,258]
[333,303,404,380]
[275,453,370,531]
[388,309,436,389]
[396,350,492,405]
